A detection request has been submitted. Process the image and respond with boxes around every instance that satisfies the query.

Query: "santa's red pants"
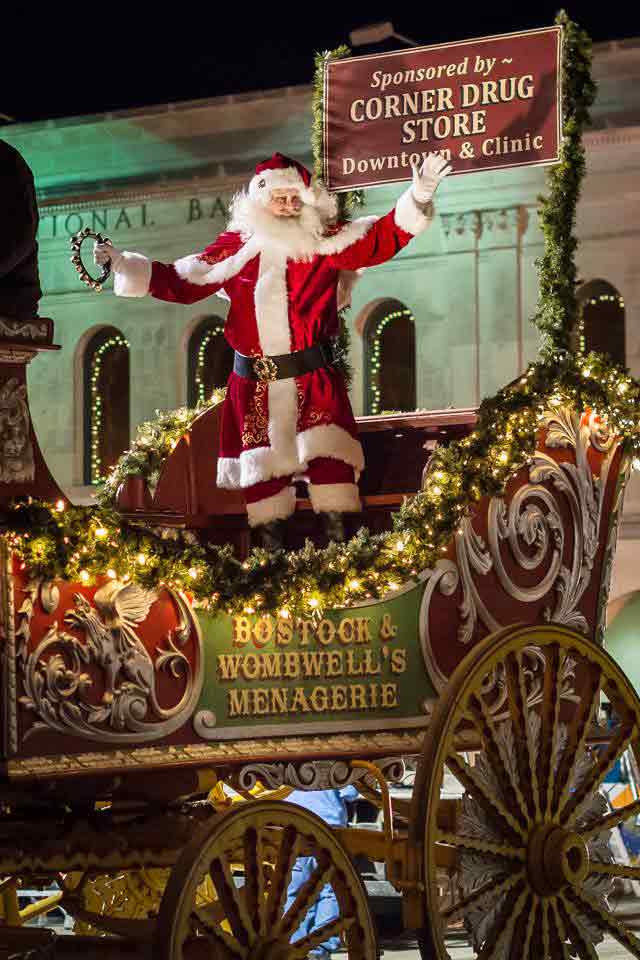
[244,456,361,526]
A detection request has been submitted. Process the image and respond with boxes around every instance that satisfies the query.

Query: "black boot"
[255,518,287,550]
[322,511,346,543]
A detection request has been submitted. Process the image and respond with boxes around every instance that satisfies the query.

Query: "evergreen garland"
[311,45,364,217]
[98,390,225,510]
[6,14,640,619]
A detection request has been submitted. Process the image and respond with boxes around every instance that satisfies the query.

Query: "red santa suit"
[108,154,434,525]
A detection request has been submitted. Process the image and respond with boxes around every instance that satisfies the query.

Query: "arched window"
[364,300,416,414]
[577,279,626,365]
[83,327,130,485]
[187,316,234,407]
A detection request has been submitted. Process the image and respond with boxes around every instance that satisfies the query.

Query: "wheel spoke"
[441,870,523,925]
[436,830,525,861]
[561,721,638,826]
[242,827,260,940]
[188,910,244,958]
[287,917,354,959]
[582,797,640,839]
[549,896,571,960]
[208,850,252,947]
[275,855,334,938]
[588,861,640,882]
[506,651,540,822]
[467,691,530,828]
[264,824,302,928]
[557,893,598,960]
[553,661,602,818]
[520,896,538,960]
[446,751,525,842]
[539,644,565,818]
[565,886,640,960]
[542,897,551,960]
[192,902,225,929]
[476,881,527,960]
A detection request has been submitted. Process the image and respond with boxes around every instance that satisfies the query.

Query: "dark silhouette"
[0,140,41,320]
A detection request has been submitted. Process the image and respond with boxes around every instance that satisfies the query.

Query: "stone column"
[439,211,481,408]
[477,207,526,399]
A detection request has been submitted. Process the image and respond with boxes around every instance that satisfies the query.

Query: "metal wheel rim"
[155,798,378,960]
[411,623,640,960]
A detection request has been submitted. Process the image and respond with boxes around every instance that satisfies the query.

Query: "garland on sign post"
[6,13,640,619]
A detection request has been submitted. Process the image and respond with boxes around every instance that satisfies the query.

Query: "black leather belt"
[233,341,334,382]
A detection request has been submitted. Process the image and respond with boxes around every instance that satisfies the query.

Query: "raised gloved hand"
[93,240,124,273]
[411,153,452,205]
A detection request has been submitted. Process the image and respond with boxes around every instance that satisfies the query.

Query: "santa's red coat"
[114,193,433,490]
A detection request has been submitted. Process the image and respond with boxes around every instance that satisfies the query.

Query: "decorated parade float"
[1,12,640,960]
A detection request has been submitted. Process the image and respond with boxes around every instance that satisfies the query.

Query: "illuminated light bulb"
[79,570,90,583]
[137,553,147,565]
[107,569,117,579]
[499,451,509,463]
[188,567,198,579]
[432,486,442,496]
[308,598,319,609]
[55,499,65,512]
[395,540,405,552]
[244,606,255,614]
[95,527,108,539]
[279,608,290,619]
[349,579,360,590]
[388,582,399,591]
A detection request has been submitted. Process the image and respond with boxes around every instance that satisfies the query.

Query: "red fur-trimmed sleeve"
[326,194,434,271]
[149,232,243,305]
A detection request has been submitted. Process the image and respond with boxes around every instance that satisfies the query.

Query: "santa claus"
[95,152,451,547]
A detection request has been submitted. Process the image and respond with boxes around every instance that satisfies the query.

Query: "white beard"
[228,192,329,261]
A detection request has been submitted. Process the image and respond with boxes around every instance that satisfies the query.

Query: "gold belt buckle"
[253,355,278,382]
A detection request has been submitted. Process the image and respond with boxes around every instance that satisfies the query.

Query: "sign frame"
[322,25,563,192]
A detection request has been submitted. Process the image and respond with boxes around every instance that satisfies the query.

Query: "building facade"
[2,37,640,601]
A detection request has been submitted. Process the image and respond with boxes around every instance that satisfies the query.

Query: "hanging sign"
[322,25,562,191]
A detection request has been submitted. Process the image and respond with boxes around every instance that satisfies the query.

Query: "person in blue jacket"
[285,786,359,959]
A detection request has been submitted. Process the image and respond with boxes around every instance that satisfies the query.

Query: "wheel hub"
[527,824,590,896]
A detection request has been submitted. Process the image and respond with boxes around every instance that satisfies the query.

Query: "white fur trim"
[246,485,296,527]
[217,443,302,489]
[113,252,152,297]
[297,424,365,477]
[394,190,434,236]
[253,251,291,355]
[249,167,308,204]
[174,238,259,287]
[308,483,361,514]
[315,217,378,256]
[216,422,365,490]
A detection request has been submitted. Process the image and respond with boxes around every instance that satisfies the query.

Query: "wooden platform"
[116,405,477,555]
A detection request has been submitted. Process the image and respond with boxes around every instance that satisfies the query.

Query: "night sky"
[2,2,637,123]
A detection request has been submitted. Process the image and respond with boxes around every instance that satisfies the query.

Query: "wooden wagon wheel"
[410,622,640,960]
[154,799,378,960]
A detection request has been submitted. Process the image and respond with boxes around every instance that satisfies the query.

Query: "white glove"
[94,241,124,273]
[411,153,452,205]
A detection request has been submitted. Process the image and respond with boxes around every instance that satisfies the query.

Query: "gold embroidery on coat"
[242,381,269,447]
[197,249,229,266]
[296,381,332,431]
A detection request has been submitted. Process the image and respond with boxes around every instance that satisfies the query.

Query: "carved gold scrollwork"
[17,582,203,743]
[420,407,621,692]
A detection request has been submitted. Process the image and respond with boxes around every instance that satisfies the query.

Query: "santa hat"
[248,153,317,206]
